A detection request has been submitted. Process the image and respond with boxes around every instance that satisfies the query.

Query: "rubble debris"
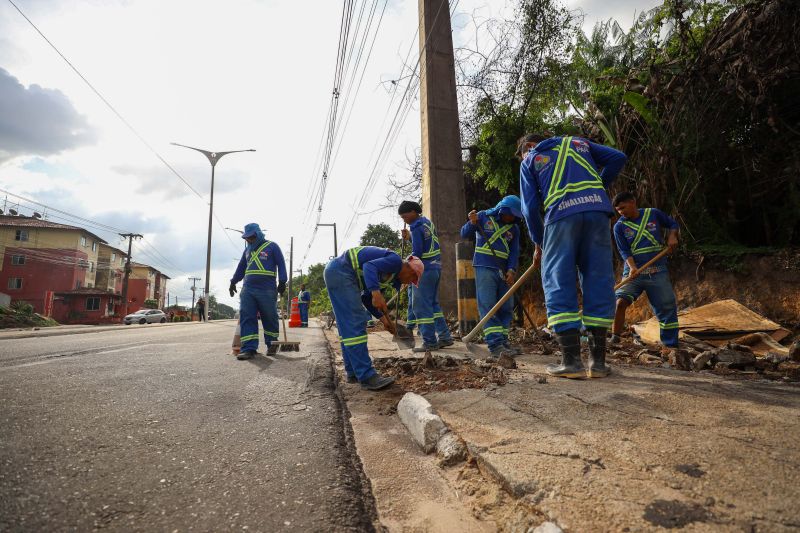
[436,432,467,467]
[714,349,756,369]
[668,349,693,371]
[633,299,790,351]
[692,351,715,371]
[532,522,563,533]
[372,355,509,394]
[397,392,447,453]
[790,340,800,362]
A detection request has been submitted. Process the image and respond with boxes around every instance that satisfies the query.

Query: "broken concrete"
[397,392,447,453]
[532,522,563,533]
[435,431,466,466]
[714,348,757,367]
[692,350,716,370]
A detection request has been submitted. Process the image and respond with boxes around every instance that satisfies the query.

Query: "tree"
[359,223,400,250]
[208,295,235,319]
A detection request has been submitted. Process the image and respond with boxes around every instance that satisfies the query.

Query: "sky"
[0,0,659,308]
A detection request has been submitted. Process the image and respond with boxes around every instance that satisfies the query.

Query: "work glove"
[229,283,237,297]
[277,281,286,296]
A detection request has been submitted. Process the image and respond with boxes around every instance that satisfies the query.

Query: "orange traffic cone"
[289,297,302,328]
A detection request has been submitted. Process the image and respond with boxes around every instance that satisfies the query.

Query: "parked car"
[124,309,167,325]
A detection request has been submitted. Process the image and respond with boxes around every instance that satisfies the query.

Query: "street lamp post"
[172,143,255,321]
[316,222,338,258]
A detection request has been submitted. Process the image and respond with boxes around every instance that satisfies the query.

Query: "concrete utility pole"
[172,143,255,322]
[189,276,201,320]
[120,233,143,316]
[316,223,338,257]
[418,0,466,315]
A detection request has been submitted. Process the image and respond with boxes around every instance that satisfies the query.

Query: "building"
[0,215,170,323]
[127,263,169,312]
[0,215,106,314]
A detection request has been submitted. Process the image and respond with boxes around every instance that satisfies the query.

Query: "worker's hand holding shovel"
[533,244,542,270]
[380,314,397,336]
[666,233,679,255]
[468,209,479,225]
[401,228,410,241]
[372,290,389,316]
[505,269,516,286]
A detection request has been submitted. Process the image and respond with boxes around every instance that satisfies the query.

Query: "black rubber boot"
[360,373,395,391]
[266,344,278,355]
[587,328,611,378]
[546,329,586,379]
[237,350,256,361]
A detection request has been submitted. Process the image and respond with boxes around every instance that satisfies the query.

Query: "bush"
[11,300,34,315]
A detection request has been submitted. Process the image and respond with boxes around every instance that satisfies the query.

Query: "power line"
[6,0,206,201]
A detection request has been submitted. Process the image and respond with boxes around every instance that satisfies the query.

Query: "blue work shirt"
[231,239,288,290]
[614,208,679,273]
[335,246,403,320]
[520,136,627,245]
[409,216,441,271]
[460,212,520,272]
[298,290,311,304]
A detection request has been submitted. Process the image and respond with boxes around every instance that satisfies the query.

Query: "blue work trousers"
[616,270,679,346]
[240,286,279,352]
[299,303,309,327]
[323,260,377,382]
[411,269,452,347]
[541,211,615,333]
[475,266,513,352]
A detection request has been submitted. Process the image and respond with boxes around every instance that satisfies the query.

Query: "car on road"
[124,309,167,325]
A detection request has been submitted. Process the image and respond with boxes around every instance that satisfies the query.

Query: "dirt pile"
[372,355,509,394]
[0,304,58,329]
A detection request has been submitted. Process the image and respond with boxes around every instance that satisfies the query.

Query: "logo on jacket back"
[571,139,590,153]
[259,250,269,260]
[533,154,551,171]
[624,228,635,239]
[646,221,657,232]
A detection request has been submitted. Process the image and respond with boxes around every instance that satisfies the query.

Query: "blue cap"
[242,222,261,239]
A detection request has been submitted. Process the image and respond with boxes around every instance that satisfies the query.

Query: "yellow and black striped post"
[455,241,478,336]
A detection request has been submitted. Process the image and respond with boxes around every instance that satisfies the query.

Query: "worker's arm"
[273,244,288,283]
[654,209,680,253]
[613,223,637,274]
[361,291,384,319]
[460,218,477,240]
[587,141,627,188]
[520,157,544,246]
[362,255,403,292]
[410,224,425,258]
[230,251,247,284]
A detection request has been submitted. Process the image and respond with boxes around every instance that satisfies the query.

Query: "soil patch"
[372,355,509,394]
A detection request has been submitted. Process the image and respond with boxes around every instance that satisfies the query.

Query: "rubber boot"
[587,328,611,378]
[546,329,586,379]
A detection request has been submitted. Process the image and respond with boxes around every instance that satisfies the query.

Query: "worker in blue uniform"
[398,200,454,352]
[518,133,627,378]
[229,223,287,360]
[611,192,680,349]
[460,196,522,358]
[298,283,311,327]
[323,246,424,391]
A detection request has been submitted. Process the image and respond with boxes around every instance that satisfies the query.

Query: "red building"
[52,288,124,325]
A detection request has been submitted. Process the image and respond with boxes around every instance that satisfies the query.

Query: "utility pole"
[316,222,337,257]
[172,143,255,322]
[286,237,293,317]
[188,276,201,319]
[418,0,466,315]
[120,233,143,316]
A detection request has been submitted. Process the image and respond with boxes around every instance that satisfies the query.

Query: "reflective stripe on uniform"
[422,222,441,259]
[659,321,679,330]
[547,311,582,327]
[622,208,664,256]
[340,334,368,346]
[240,333,260,342]
[484,325,505,335]
[433,312,444,319]
[583,315,613,328]
[264,330,279,338]
[543,136,606,209]
[475,216,513,259]
[245,241,277,277]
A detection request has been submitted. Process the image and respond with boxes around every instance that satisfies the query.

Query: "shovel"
[462,262,539,357]
[614,248,671,290]
[390,222,415,349]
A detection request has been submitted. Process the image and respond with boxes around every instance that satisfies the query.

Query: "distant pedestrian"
[298,283,311,327]
[518,133,627,379]
[398,200,453,352]
[196,297,206,322]
[229,223,287,360]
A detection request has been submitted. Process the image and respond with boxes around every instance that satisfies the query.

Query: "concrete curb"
[397,392,466,465]
[0,320,228,340]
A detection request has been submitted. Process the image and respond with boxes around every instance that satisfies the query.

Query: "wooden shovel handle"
[614,248,671,291]
[463,263,538,343]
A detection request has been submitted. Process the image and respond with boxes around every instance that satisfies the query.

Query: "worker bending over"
[298,283,311,327]
[229,223,287,360]
[323,246,423,391]
[519,134,627,378]
[460,196,522,359]
[398,201,454,352]
[611,192,680,349]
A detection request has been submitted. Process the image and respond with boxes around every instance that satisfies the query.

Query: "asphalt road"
[0,321,378,532]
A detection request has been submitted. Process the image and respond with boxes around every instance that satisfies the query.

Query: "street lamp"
[172,143,255,321]
[316,222,338,258]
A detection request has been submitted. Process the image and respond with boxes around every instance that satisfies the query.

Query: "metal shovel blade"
[464,340,491,358]
[392,323,416,350]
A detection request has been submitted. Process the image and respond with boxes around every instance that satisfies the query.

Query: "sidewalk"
[0,320,223,341]
[325,327,800,532]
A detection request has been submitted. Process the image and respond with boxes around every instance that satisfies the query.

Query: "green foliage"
[10,300,34,315]
[290,262,331,316]
[359,223,400,250]
[0,304,59,328]
[143,299,158,309]
[208,295,236,319]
